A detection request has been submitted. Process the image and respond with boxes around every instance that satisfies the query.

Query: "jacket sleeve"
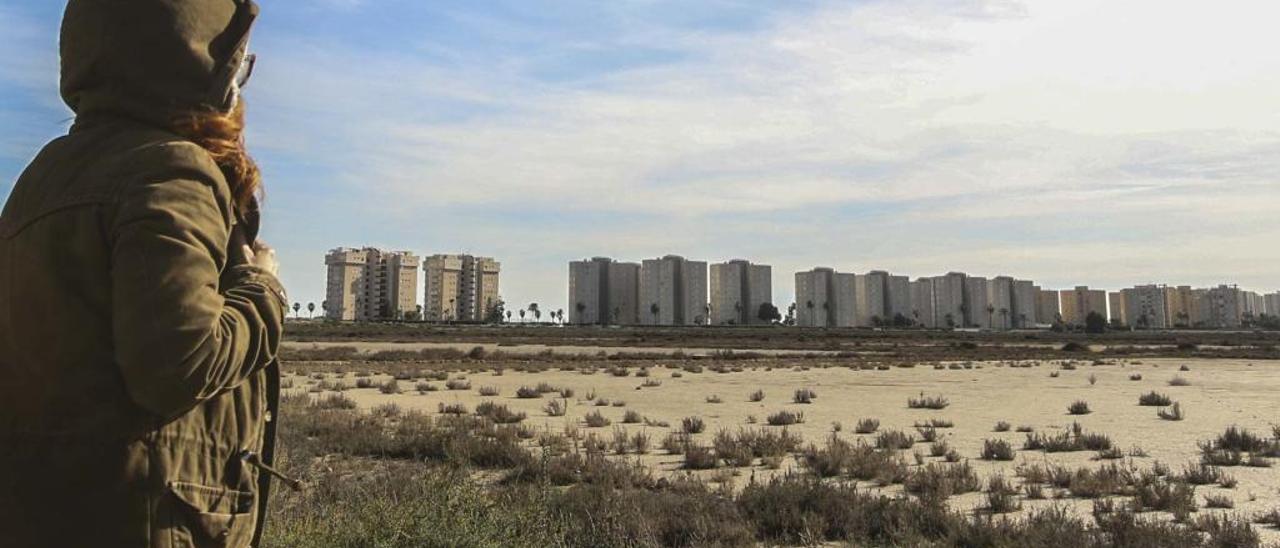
[110,143,286,421]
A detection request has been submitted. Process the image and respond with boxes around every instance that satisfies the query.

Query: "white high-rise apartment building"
[964,276,989,328]
[568,257,640,325]
[324,247,419,321]
[988,276,1014,330]
[795,267,856,327]
[931,272,967,328]
[1011,280,1037,329]
[909,278,936,328]
[640,255,708,325]
[709,260,773,325]
[1265,292,1280,317]
[1197,285,1242,328]
[423,254,501,322]
[886,275,912,323]
[1122,285,1168,329]
[855,271,887,326]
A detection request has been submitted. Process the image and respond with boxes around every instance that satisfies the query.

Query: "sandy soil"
[286,356,1280,539]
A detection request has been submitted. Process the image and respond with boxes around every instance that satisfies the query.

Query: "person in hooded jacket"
[0,1,287,546]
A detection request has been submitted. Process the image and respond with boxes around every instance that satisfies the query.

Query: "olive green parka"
[0,1,287,546]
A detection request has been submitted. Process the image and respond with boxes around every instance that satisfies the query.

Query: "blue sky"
[3,0,1279,313]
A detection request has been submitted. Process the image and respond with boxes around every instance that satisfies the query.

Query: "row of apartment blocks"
[793,274,1280,330]
[568,256,773,326]
[1107,284,1277,329]
[568,257,1280,330]
[324,248,501,322]
[794,269,1051,329]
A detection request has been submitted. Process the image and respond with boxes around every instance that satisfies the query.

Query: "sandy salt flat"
[286,357,1280,540]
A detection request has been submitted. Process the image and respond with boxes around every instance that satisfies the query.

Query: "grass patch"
[907,393,949,410]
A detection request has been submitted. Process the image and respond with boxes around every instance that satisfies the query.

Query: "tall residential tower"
[709,260,773,325]
[423,254,501,322]
[324,247,419,321]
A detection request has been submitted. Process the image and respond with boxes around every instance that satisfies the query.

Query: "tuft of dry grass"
[766,410,805,426]
[855,418,880,434]
[584,410,611,428]
[1138,391,1173,406]
[1067,400,1091,415]
[682,416,707,434]
[792,388,817,404]
[907,393,949,410]
[980,439,1015,461]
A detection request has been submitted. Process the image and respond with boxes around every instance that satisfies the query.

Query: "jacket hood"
[60,0,258,127]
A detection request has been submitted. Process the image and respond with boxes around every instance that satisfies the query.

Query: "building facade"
[1197,285,1242,329]
[1266,292,1280,318]
[886,274,912,324]
[926,273,965,328]
[640,255,708,326]
[1109,292,1127,326]
[324,247,419,321]
[709,260,773,325]
[796,267,860,327]
[1122,285,1168,329]
[568,257,640,325]
[909,278,937,328]
[423,254,501,322]
[1164,286,1196,328]
[1011,279,1037,329]
[988,276,1015,330]
[964,276,989,328]
[1034,287,1060,325]
[1059,286,1107,327]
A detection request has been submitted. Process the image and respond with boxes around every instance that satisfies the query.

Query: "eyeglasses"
[235,53,257,89]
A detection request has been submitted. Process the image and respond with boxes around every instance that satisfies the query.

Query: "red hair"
[170,102,261,216]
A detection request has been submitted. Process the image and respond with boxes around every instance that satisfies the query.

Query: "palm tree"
[533,309,542,323]
[985,304,995,329]
[505,310,513,322]
[292,302,300,318]
[649,303,660,324]
[306,302,316,319]
[518,308,526,322]
[556,309,564,325]
[734,301,743,325]
[528,303,540,322]
[575,302,586,324]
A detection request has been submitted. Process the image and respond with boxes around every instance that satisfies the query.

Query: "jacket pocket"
[165,481,255,548]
